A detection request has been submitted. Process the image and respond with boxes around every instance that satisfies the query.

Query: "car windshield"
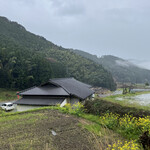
[2,104,6,106]
[8,104,13,107]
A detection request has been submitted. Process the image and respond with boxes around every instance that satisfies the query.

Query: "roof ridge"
[49,80,71,95]
[50,77,74,81]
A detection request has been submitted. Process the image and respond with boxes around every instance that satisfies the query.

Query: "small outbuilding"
[15,78,94,106]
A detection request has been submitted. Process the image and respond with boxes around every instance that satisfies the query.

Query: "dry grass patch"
[0,110,101,150]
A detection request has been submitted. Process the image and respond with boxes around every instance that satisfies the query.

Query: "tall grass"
[0,88,17,102]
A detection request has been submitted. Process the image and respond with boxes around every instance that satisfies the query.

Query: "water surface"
[116,93,150,106]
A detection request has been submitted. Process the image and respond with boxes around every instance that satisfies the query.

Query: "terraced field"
[0,109,99,150]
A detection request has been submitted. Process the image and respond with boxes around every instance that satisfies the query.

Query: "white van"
[1,103,15,111]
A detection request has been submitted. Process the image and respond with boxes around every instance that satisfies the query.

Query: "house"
[15,78,94,107]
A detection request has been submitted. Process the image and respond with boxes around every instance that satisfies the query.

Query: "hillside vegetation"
[0,16,116,90]
[73,50,150,83]
[0,88,17,102]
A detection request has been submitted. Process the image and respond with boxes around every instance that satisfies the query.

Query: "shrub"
[119,115,141,139]
[99,113,119,129]
[0,108,5,116]
[107,140,141,150]
[138,116,150,132]
[59,102,84,116]
[84,99,150,117]
[99,113,150,140]
[71,102,84,115]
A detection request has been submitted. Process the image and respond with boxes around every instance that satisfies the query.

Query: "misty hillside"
[73,50,150,83]
[0,16,116,90]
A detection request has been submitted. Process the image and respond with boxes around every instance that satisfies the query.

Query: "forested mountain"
[0,16,116,90]
[73,50,150,84]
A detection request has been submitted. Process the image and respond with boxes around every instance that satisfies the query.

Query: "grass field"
[0,90,148,150]
[0,88,18,102]
[0,107,126,150]
[0,109,96,150]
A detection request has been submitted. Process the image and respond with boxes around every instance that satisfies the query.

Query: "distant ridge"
[73,50,150,84]
[0,16,116,90]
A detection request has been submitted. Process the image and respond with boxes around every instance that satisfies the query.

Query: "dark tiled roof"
[19,84,69,96]
[14,97,64,106]
[50,78,94,99]
[19,78,94,100]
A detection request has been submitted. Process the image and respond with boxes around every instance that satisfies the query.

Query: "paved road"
[0,100,17,106]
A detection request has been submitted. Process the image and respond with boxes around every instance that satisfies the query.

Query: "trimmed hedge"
[84,99,150,118]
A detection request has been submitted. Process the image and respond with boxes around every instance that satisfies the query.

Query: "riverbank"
[101,90,150,110]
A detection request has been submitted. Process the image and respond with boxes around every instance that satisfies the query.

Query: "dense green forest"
[0,35,66,89]
[73,50,150,84]
[0,16,116,90]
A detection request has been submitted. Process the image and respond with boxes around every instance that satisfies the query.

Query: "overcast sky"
[0,0,150,62]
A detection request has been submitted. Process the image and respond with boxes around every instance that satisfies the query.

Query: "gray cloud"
[51,0,85,16]
[129,59,150,70]
[0,0,150,61]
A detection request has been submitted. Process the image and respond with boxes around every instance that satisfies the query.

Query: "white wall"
[16,105,41,112]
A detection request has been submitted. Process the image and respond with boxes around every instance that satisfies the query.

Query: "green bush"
[59,102,84,116]
[100,113,119,130]
[0,108,6,116]
[84,99,150,117]
[99,113,150,140]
